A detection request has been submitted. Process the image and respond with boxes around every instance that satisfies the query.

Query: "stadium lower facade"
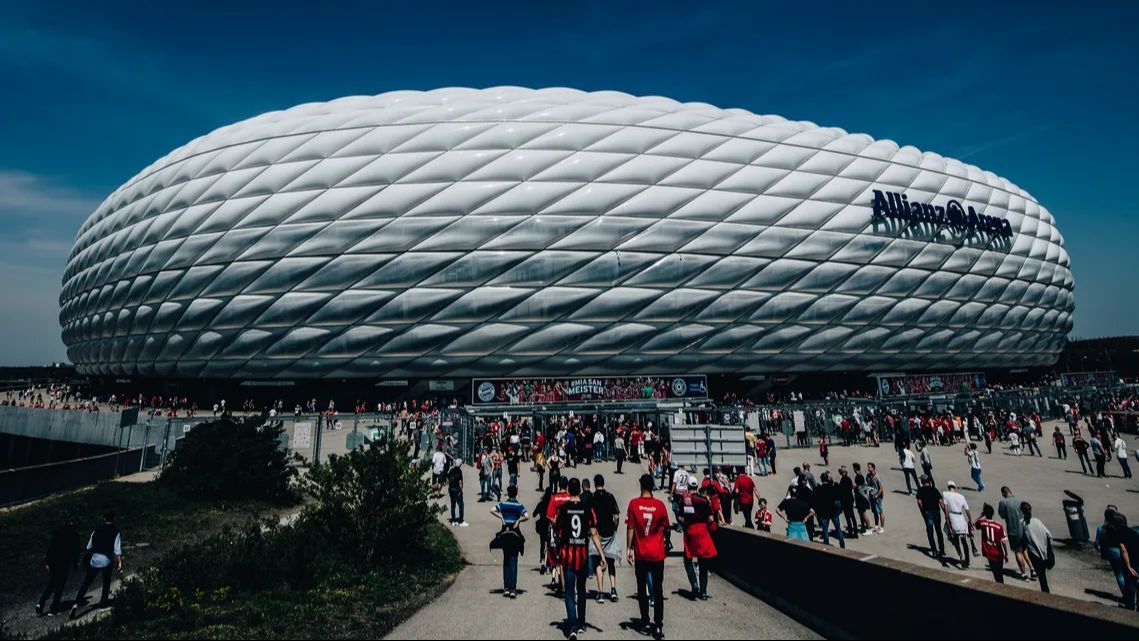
[60,87,1074,381]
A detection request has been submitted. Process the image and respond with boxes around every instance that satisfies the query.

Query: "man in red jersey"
[680,479,718,600]
[626,474,670,639]
[555,478,606,640]
[546,476,573,592]
[975,503,1010,584]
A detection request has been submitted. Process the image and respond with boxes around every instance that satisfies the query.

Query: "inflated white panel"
[61,87,1073,378]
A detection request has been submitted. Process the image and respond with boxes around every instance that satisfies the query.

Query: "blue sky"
[1,1,1136,365]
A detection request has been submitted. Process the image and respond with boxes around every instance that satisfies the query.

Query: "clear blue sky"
[1,1,1136,365]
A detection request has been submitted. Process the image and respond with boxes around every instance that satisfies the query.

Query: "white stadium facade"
[60,87,1074,381]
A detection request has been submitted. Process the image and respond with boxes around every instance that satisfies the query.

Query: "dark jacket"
[45,525,81,567]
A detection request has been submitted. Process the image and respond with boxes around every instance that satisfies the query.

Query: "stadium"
[58,87,1075,390]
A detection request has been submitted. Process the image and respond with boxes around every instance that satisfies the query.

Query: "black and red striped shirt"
[555,501,596,571]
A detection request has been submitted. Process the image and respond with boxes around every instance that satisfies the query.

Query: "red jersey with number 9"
[626,496,670,562]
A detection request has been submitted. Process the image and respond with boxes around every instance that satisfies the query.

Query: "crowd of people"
[420,390,1139,639]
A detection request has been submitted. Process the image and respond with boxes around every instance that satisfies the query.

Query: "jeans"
[39,564,71,612]
[741,504,754,528]
[950,533,971,567]
[75,564,113,606]
[971,467,984,492]
[1056,443,1067,459]
[683,558,710,596]
[479,476,490,500]
[493,470,504,498]
[449,488,465,523]
[988,557,1005,583]
[1077,451,1092,474]
[820,509,845,548]
[508,472,518,488]
[903,468,919,493]
[563,565,589,629]
[1029,553,1050,593]
[616,451,625,474]
[502,552,518,591]
[756,457,769,476]
[1106,550,1136,607]
[635,560,665,627]
[921,509,945,556]
[1095,455,1107,478]
[1121,458,1133,479]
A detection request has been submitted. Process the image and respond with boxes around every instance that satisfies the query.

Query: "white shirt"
[901,449,916,470]
[943,491,971,534]
[673,469,691,495]
[432,452,447,475]
[968,450,982,470]
[1115,437,1129,460]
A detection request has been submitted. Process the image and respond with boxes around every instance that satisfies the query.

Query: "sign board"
[119,407,139,428]
[377,380,409,387]
[670,424,747,469]
[792,410,807,434]
[292,422,313,452]
[472,375,710,406]
[1060,371,1118,388]
[876,372,987,398]
[429,380,456,392]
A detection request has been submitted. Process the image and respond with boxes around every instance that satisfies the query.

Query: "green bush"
[300,436,441,564]
[160,418,297,504]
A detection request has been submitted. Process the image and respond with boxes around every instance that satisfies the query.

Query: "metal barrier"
[0,445,157,507]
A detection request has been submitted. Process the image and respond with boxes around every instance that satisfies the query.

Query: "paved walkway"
[749,419,1139,607]
[387,457,819,640]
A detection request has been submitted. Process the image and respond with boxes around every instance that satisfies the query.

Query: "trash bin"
[1062,490,1090,543]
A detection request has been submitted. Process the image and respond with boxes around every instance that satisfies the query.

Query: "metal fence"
[0,445,157,507]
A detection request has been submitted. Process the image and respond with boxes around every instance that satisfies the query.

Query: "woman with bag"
[1021,502,1055,593]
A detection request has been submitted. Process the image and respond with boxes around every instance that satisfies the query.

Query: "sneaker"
[459,522,470,528]
[699,593,710,601]
[509,590,517,599]
[596,593,605,604]
[652,624,664,640]
[503,590,512,598]
[569,631,578,641]
[610,588,618,602]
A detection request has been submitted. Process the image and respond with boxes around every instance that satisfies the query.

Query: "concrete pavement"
[386,456,820,640]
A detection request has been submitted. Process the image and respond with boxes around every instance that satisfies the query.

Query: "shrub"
[160,418,297,504]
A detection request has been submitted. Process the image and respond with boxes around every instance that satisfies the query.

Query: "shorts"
[1008,536,1027,553]
[870,498,883,515]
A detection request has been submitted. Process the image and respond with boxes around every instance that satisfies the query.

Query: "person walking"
[998,487,1031,581]
[70,512,122,619]
[680,480,718,600]
[555,478,607,640]
[491,485,529,598]
[966,443,984,492]
[734,471,760,529]
[915,476,946,558]
[447,458,469,527]
[1113,433,1133,479]
[1053,427,1067,460]
[1090,433,1108,478]
[614,432,627,475]
[943,482,973,568]
[37,520,80,617]
[975,504,1010,583]
[837,466,858,537]
[901,446,919,494]
[1109,512,1139,611]
[1022,502,1055,593]
[1095,506,1133,608]
[867,463,886,534]
[588,475,622,604]
[1073,431,1092,475]
[815,472,845,548]
[918,442,934,485]
[626,473,670,639]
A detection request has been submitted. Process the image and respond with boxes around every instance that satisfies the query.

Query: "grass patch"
[42,438,461,640]
[0,482,277,607]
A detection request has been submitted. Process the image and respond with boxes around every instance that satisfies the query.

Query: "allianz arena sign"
[870,189,1013,239]
[59,87,1073,379]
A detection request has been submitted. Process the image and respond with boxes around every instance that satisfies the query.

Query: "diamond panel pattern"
[60,87,1074,379]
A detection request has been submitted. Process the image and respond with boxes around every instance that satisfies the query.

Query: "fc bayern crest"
[670,378,688,397]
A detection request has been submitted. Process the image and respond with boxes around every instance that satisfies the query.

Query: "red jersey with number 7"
[626,496,670,563]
